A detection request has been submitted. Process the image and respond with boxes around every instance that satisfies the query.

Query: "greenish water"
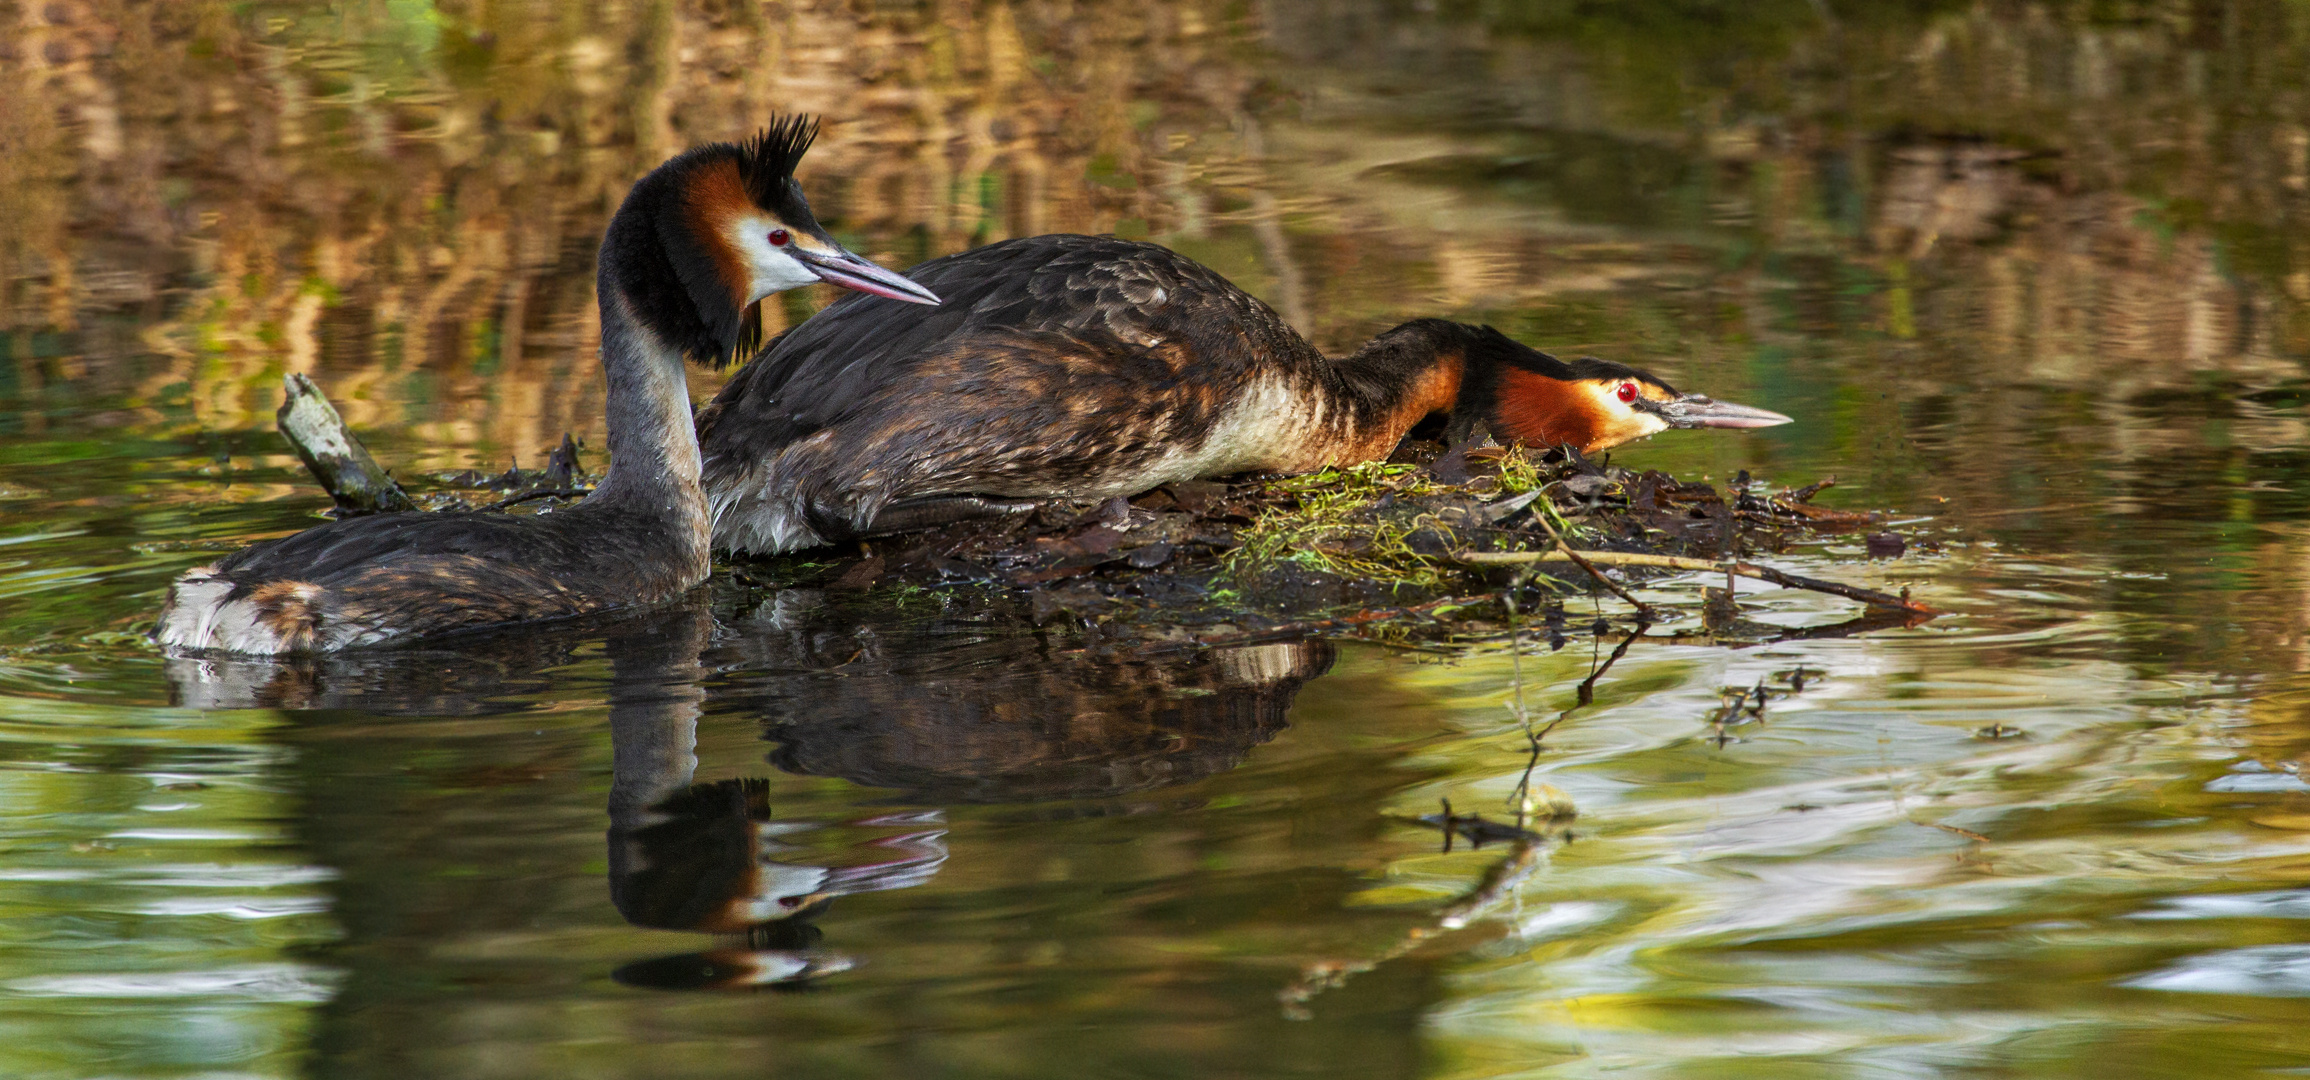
[8,1,2310,1076]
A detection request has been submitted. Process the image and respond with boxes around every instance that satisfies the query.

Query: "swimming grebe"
[695,234,1789,553]
[155,118,940,655]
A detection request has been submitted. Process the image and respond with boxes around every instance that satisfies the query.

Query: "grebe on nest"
[156,118,939,655]
[696,234,1789,554]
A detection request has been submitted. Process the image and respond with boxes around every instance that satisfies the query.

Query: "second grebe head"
[610,116,939,368]
[711,118,941,310]
[1464,326,1792,453]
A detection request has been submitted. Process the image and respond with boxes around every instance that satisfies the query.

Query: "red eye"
[767,229,790,246]
[1615,382,1639,404]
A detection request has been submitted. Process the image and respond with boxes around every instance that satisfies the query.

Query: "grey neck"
[574,285,714,595]
[588,288,710,517]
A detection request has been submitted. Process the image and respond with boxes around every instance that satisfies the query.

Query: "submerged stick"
[1529,503,1657,621]
[276,373,416,514]
[1455,549,1938,615]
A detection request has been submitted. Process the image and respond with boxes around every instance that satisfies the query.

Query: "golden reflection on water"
[11,2,2308,456]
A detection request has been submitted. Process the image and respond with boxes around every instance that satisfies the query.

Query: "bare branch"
[1456,549,1938,616]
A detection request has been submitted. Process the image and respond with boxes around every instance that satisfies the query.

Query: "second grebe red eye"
[1615,382,1639,404]
[767,228,790,246]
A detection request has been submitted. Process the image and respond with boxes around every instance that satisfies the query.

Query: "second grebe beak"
[1651,394,1793,431]
[792,246,942,306]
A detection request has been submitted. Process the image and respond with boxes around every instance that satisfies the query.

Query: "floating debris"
[1413,797,1562,851]
[275,373,415,515]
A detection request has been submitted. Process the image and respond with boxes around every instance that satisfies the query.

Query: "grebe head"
[1464,326,1791,453]
[713,118,942,310]
[611,116,939,368]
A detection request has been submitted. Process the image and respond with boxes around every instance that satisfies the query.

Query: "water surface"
[6,2,2310,1076]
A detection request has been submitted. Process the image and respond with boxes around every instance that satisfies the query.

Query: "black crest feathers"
[1469,324,1677,394]
[738,116,819,208]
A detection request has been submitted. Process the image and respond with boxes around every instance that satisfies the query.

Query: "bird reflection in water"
[162,587,1336,991]
[720,588,1335,805]
[603,776,946,990]
[603,599,945,991]
[611,587,1334,987]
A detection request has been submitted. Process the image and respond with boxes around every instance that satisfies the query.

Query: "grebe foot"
[862,496,1039,538]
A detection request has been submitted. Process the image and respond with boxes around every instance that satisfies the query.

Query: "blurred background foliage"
[10,1,2310,433]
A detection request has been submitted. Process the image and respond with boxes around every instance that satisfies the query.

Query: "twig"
[1656,605,1928,645]
[1420,799,1547,853]
[1501,582,1535,826]
[1780,477,1836,503]
[1575,623,1643,708]
[276,373,416,514]
[1437,838,1546,930]
[1507,619,1643,822]
[1707,685,1748,747]
[1920,820,1989,842]
[482,487,594,511]
[1454,549,1938,615]
[1527,503,1658,621]
[1505,584,1531,787]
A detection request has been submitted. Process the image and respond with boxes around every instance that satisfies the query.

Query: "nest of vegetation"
[713,438,1937,649]
[279,370,1928,652]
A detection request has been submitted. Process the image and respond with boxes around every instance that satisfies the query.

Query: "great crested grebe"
[155,118,940,655]
[696,233,1789,553]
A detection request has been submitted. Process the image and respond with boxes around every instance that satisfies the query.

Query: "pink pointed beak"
[1657,394,1793,430]
[794,247,941,306]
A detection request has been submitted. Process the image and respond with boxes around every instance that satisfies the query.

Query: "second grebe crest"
[714,121,942,312]
[629,117,940,369]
